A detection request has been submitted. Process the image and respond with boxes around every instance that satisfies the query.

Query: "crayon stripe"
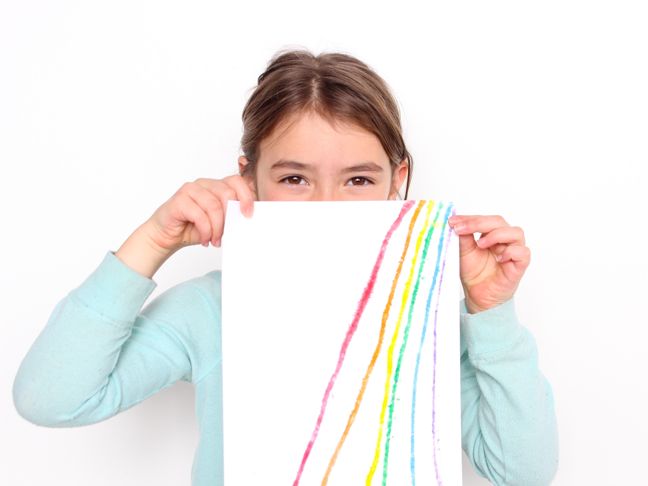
[320,200,427,485]
[409,205,454,485]
[430,207,455,485]
[292,200,415,486]
[366,201,433,484]
[381,202,442,485]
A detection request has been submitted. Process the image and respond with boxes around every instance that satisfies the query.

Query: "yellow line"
[365,201,434,485]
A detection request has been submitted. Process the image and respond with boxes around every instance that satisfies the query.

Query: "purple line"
[431,206,455,485]
[410,204,453,485]
[292,200,415,486]
[383,203,441,486]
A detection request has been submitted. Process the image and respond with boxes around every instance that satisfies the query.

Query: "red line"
[292,201,416,486]
[321,200,425,485]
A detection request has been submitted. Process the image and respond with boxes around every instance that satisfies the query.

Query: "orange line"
[321,200,426,485]
[366,201,433,484]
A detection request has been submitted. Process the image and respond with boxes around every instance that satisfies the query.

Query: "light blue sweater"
[13,250,558,485]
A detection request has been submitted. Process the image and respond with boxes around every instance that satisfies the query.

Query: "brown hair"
[240,49,413,198]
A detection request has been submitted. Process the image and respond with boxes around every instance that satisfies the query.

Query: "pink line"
[292,200,415,485]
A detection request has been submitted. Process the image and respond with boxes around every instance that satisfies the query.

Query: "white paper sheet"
[222,200,461,485]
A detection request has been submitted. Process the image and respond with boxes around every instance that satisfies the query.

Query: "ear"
[238,155,257,195]
[238,155,250,176]
[389,159,409,200]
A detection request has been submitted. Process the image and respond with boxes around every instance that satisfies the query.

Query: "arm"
[460,298,558,485]
[13,176,250,427]
[12,250,217,427]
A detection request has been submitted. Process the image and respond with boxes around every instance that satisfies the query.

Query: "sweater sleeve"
[12,250,216,427]
[459,298,559,485]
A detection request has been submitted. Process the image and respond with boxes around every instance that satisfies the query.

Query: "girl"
[13,49,558,485]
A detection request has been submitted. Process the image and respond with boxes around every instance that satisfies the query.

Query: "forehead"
[258,111,389,166]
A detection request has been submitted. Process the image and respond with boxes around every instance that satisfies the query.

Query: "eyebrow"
[341,162,384,174]
[270,160,311,171]
[270,159,385,173]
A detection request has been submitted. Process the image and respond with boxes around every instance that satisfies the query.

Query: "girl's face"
[239,111,408,201]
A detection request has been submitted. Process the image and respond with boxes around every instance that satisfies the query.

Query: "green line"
[381,202,443,485]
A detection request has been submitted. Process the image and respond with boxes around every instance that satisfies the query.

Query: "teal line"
[409,204,453,486]
[381,203,443,485]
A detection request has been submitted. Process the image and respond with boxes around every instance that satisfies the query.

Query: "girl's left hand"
[447,215,531,314]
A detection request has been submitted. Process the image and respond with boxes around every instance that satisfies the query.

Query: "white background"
[1,1,646,484]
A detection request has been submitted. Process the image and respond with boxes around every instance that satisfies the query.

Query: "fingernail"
[454,223,465,232]
[495,254,502,262]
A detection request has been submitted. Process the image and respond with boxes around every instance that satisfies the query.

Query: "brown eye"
[347,176,372,186]
[281,176,307,185]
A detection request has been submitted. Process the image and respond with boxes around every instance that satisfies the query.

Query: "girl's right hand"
[144,175,255,253]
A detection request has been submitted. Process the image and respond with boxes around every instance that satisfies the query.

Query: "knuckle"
[199,213,212,228]
[208,181,224,194]
[207,200,224,213]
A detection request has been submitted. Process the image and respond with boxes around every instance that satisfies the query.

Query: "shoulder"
[139,269,223,383]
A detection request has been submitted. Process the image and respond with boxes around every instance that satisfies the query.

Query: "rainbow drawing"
[222,199,459,486]
[290,200,456,486]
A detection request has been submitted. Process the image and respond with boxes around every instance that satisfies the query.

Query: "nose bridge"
[312,180,337,201]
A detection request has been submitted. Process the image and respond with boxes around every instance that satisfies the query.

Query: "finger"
[213,185,237,245]
[195,180,237,243]
[194,178,243,239]
[223,175,256,217]
[184,183,228,246]
[173,191,214,246]
[449,215,510,236]
[476,226,525,249]
[496,244,531,271]
[490,243,509,256]
[456,232,479,257]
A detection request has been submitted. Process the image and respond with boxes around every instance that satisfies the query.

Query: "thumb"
[457,232,478,257]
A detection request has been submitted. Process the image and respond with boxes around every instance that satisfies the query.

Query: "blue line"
[431,209,455,485]
[409,204,453,485]
[381,203,441,486]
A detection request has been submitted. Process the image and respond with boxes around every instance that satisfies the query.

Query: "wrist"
[115,223,174,279]
[463,295,497,314]
[463,289,513,315]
